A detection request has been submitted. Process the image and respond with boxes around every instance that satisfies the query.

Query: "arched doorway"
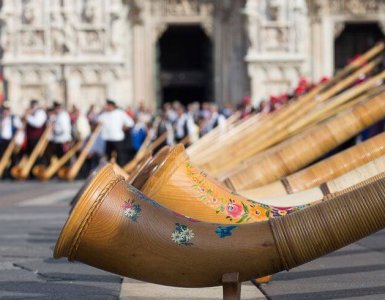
[157,25,213,106]
[334,22,385,70]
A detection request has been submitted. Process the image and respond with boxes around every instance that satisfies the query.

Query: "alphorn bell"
[55,163,385,295]
[11,126,52,180]
[32,140,83,181]
[58,125,102,181]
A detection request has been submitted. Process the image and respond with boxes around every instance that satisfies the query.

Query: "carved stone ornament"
[21,0,35,25]
[150,0,214,18]
[330,0,381,15]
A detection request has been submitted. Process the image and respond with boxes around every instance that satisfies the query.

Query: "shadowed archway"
[157,25,213,106]
[335,22,385,70]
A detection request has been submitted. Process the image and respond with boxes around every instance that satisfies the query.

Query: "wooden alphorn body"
[190,43,384,174]
[225,91,385,190]
[0,130,22,178]
[123,131,168,174]
[58,125,101,181]
[32,140,83,181]
[55,163,385,294]
[11,126,52,180]
[206,67,385,176]
[238,130,385,198]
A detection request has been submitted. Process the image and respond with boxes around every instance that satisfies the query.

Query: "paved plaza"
[0,181,384,299]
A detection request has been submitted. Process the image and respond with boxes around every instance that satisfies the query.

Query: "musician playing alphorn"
[97,99,134,166]
[51,101,72,159]
[0,103,22,157]
[24,99,47,157]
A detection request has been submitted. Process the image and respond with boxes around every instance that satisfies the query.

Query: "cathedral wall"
[0,0,133,113]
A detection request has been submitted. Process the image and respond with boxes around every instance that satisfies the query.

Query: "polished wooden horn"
[191,49,384,173]
[54,163,385,294]
[58,124,101,181]
[129,135,385,224]
[11,126,52,180]
[0,129,22,178]
[238,130,385,198]
[123,131,167,174]
[241,152,385,206]
[206,68,385,176]
[224,91,385,190]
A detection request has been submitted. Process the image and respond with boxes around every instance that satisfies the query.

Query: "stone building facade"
[0,0,384,112]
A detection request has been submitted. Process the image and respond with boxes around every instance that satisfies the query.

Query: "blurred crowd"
[0,75,336,180]
[0,97,249,179]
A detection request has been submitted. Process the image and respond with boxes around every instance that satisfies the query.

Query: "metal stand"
[222,272,241,300]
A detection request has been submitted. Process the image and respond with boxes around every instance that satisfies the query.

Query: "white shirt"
[26,109,47,128]
[203,112,226,134]
[75,114,91,140]
[1,114,22,140]
[53,111,72,143]
[97,109,134,142]
[175,113,195,140]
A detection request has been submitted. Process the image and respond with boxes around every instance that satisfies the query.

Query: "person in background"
[0,103,22,157]
[24,99,47,156]
[174,105,196,144]
[51,101,72,158]
[259,100,272,115]
[126,105,136,119]
[97,99,134,166]
[80,122,105,178]
[73,109,91,141]
[221,102,234,118]
[164,102,178,124]
[239,96,255,119]
[200,102,211,120]
[86,104,98,125]
[201,104,226,136]
[130,115,147,153]
[69,104,79,126]
[153,111,174,153]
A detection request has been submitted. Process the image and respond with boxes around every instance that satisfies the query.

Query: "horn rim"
[129,145,171,188]
[134,144,187,194]
[54,164,123,260]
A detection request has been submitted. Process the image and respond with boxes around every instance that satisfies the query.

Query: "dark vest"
[26,111,45,140]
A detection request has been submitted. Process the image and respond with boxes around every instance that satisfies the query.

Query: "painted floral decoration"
[186,162,307,224]
[171,223,194,246]
[215,225,238,238]
[122,200,142,222]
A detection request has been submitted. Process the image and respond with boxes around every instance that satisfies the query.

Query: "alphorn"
[32,140,83,181]
[207,67,385,176]
[193,46,384,172]
[224,91,385,190]
[123,131,168,174]
[238,130,385,198]
[58,125,101,181]
[195,41,384,166]
[130,134,385,224]
[285,85,385,140]
[186,111,241,157]
[55,163,385,294]
[0,129,22,178]
[123,130,153,174]
[11,126,52,180]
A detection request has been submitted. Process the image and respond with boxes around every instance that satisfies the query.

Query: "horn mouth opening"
[54,164,123,260]
[129,146,171,188]
[132,144,187,193]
